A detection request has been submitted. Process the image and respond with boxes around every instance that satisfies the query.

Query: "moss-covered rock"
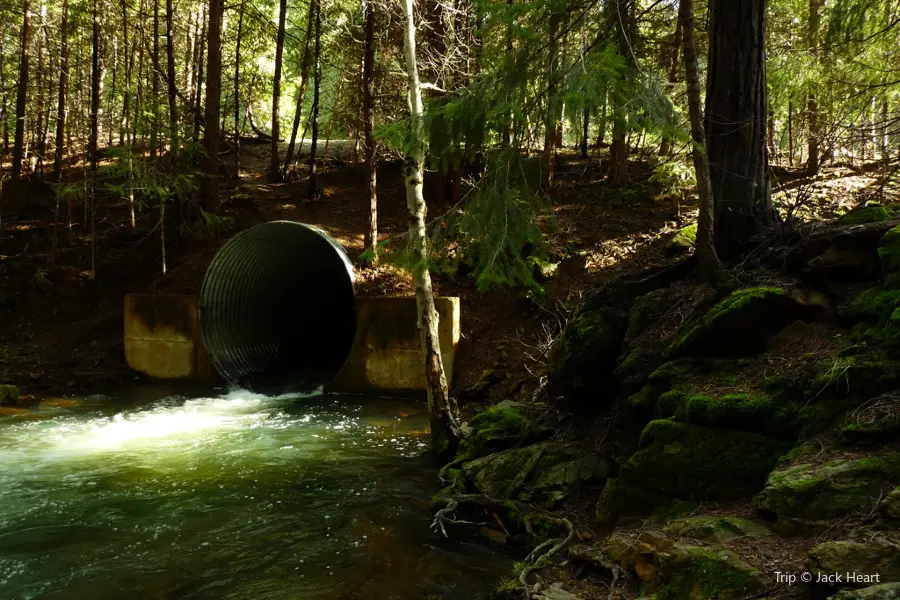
[669,287,815,357]
[879,225,900,278]
[667,223,698,254]
[613,348,654,394]
[675,393,790,437]
[839,205,896,226]
[461,443,610,507]
[656,390,687,418]
[595,420,791,523]
[881,487,900,522]
[662,516,771,542]
[655,544,766,600]
[547,306,627,404]
[830,583,900,600]
[753,455,900,532]
[807,536,900,589]
[0,384,20,406]
[457,401,532,459]
[840,416,900,446]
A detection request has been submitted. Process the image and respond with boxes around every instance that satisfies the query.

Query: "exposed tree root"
[517,516,574,599]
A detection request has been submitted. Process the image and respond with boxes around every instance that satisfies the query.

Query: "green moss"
[0,384,20,406]
[838,205,895,226]
[657,545,765,600]
[840,415,900,446]
[676,393,777,433]
[613,348,648,392]
[548,306,626,401]
[649,360,696,385]
[669,287,792,357]
[657,390,687,418]
[669,223,698,250]
[843,288,900,323]
[753,454,900,521]
[457,401,531,460]
[879,225,900,276]
[662,516,770,542]
[462,446,538,499]
[598,421,792,522]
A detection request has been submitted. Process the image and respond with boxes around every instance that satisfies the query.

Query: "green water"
[0,389,512,599]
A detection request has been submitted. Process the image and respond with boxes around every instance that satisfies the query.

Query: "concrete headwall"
[124,294,217,381]
[327,296,460,393]
[123,294,460,393]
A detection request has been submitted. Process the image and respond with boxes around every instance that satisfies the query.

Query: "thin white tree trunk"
[400,0,460,456]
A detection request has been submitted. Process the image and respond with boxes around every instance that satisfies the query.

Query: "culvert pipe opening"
[199,221,357,393]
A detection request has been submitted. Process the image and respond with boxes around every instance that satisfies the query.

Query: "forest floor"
[2,142,899,597]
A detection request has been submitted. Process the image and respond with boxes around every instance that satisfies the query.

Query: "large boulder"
[461,442,610,508]
[753,455,900,534]
[614,288,674,393]
[880,225,900,280]
[881,487,900,523]
[839,205,897,226]
[669,287,819,358]
[830,583,900,599]
[840,225,900,355]
[547,305,626,404]
[662,515,771,542]
[550,260,697,405]
[654,544,766,600]
[457,400,534,460]
[807,536,900,589]
[0,384,20,406]
[596,420,791,524]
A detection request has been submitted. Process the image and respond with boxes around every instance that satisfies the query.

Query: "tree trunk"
[90,0,103,171]
[53,0,69,180]
[269,0,287,178]
[135,0,145,146]
[705,0,777,259]
[806,0,819,175]
[1,27,7,157]
[122,0,134,226]
[202,0,223,211]
[400,0,461,458]
[307,0,321,201]
[579,106,589,158]
[660,14,682,157]
[183,9,195,100]
[193,2,206,142]
[363,0,377,262]
[108,36,117,147]
[680,0,720,282]
[283,0,315,173]
[541,1,561,188]
[233,0,244,177]
[788,98,794,166]
[11,0,32,181]
[151,0,160,156]
[608,0,633,184]
[33,5,46,173]
[166,0,177,150]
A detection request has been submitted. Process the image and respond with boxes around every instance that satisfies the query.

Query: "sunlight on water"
[0,388,510,599]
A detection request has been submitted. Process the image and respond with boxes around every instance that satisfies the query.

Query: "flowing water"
[0,389,513,599]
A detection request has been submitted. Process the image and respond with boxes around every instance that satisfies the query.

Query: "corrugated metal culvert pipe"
[199,221,357,393]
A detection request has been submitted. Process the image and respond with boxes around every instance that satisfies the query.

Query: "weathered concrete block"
[124,294,216,380]
[327,296,460,393]
[123,294,460,393]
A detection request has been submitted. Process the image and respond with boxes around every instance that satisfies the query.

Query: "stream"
[0,388,513,599]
